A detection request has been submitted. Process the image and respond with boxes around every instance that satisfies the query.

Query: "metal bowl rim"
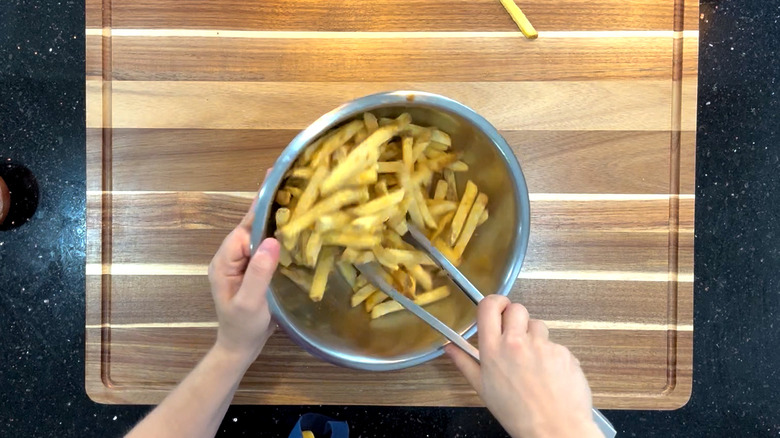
[250,90,531,370]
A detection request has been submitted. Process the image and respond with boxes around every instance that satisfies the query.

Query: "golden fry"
[402,136,414,173]
[377,160,405,174]
[433,237,461,266]
[310,247,336,302]
[315,211,353,233]
[430,210,455,242]
[291,166,328,220]
[351,283,378,307]
[336,260,358,289]
[449,180,478,245]
[392,269,416,298]
[311,119,364,167]
[321,113,411,195]
[478,209,489,226]
[280,266,313,291]
[364,290,389,312]
[443,168,458,201]
[322,231,381,249]
[433,180,448,200]
[448,161,469,172]
[275,207,291,226]
[289,167,314,179]
[407,264,433,291]
[369,285,451,319]
[499,0,538,39]
[453,193,488,258]
[350,188,404,216]
[278,246,293,267]
[276,189,292,206]
[370,300,404,319]
[363,112,379,134]
[279,188,368,247]
[304,231,323,267]
[374,180,389,196]
[427,199,458,217]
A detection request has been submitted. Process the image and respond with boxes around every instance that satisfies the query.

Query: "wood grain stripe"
[85,0,687,32]
[86,326,691,408]
[89,35,677,82]
[86,128,696,194]
[86,80,699,131]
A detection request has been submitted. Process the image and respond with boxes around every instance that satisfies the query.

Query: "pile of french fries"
[274,112,489,319]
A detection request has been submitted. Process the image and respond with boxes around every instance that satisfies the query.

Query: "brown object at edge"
[0,177,10,225]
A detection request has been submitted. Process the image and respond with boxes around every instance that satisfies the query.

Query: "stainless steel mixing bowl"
[250,91,531,370]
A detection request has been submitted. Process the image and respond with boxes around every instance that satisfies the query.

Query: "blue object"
[288,413,349,438]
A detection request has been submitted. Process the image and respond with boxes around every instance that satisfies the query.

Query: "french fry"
[351,283,378,307]
[310,247,336,302]
[353,127,369,145]
[342,247,376,264]
[285,186,303,198]
[433,180,448,200]
[289,167,314,179]
[351,168,378,186]
[449,180,478,245]
[349,214,385,232]
[411,129,432,161]
[374,180,389,196]
[414,285,451,306]
[276,208,291,226]
[304,231,323,267]
[402,136,415,173]
[443,168,458,202]
[478,209,489,226]
[411,184,438,229]
[407,264,433,291]
[426,199,458,217]
[279,187,368,247]
[311,119,364,167]
[291,166,328,220]
[364,291,389,312]
[430,210,455,242]
[377,160,405,174]
[448,161,469,172]
[431,129,451,146]
[320,113,411,195]
[453,193,488,258]
[336,260,357,289]
[280,266,313,291]
[315,211,353,233]
[278,246,293,267]
[322,231,381,249]
[276,189,292,206]
[350,188,404,216]
[499,0,538,39]
[428,141,450,152]
[392,269,416,298]
[369,285,451,319]
[433,237,461,266]
[382,229,412,249]
[363,112,379,134]
[377,247,435,267]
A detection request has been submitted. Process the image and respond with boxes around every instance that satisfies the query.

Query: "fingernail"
[258,237,280,255]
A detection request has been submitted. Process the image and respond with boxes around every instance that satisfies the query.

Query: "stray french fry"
[453,193,488,258]
[310,247,336,302]
[449,180,478,245]
[499,0,538,39]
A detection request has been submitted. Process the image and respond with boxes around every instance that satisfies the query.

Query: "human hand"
[446,295,602,438]
[208,193,280,364]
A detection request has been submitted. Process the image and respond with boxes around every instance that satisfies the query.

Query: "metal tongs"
[356,224,616,438]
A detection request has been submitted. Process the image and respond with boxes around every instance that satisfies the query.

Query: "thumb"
[445,344,483,395]
[237,238,280,303]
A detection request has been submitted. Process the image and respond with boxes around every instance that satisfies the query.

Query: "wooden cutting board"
[85,0,697,408]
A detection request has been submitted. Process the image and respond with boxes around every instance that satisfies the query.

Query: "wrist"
[211,340,259,373]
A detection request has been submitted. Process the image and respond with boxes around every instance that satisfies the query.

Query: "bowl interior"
[267,102,524,368]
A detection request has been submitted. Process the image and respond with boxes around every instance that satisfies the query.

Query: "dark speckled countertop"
[1,0,779,436]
